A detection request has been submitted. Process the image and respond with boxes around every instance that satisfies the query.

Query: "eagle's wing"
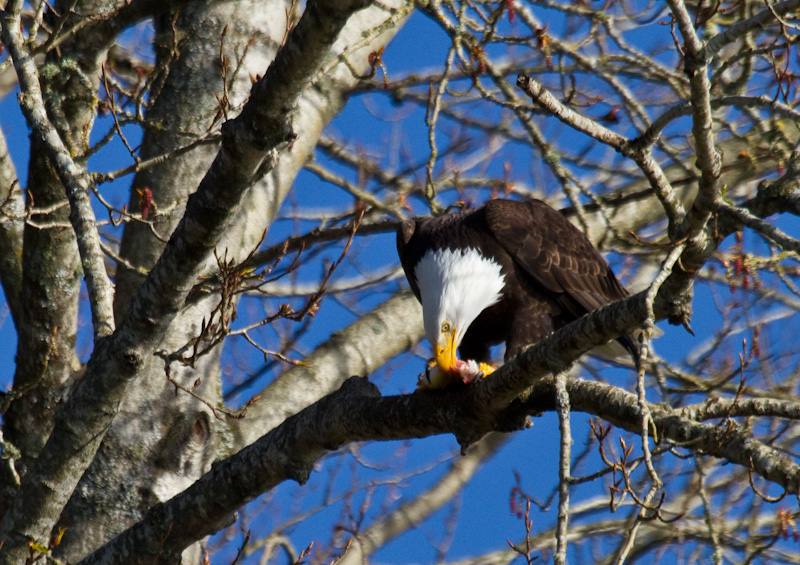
[483,199,628,318]
[396,219,422,301]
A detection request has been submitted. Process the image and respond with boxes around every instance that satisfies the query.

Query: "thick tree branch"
[81,284,800,562]
[78,288,654,562]
[681,396,800,422]
[0,0,373,559]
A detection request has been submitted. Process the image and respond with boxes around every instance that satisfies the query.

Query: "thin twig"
[515,73,687,232]
[554,371,571,565]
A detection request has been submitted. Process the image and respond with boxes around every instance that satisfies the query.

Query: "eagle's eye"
[441,322,451,333]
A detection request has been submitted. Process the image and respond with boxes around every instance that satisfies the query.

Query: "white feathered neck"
[414,248,505,347]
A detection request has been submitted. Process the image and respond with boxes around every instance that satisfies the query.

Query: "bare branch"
[0,123,23,328]
[702,0,800,61]
[665,0,721,240]
[1,2,115,338]
[516,73,687,230]
[554,372,570,565]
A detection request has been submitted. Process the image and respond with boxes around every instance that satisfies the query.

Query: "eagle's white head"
[414,248,505,375]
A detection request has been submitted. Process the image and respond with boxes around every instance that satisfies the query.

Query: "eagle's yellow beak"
[434,327,459,374]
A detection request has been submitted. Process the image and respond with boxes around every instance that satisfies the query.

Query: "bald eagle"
[397,198,637,388]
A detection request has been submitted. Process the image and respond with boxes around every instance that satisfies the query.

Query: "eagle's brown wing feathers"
[484,199,627,311]
[484,199,638,363]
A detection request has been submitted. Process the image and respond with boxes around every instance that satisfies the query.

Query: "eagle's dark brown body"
[397,198,637,366]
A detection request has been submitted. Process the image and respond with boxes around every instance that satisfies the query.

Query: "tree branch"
[665,0,720,237]
[0,0,373,560]
[701,0,800,61]
[1,1,115,338]
[80,285,800,562]
[516,73,686,234]
[233,289,423,449]
[681,396,800,422]
[526,377,800,498]
[0,122,23,330]
[715,201,800,253]
[554,372,571,565]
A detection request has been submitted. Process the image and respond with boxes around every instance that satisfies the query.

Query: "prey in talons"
[417,358,495,389]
